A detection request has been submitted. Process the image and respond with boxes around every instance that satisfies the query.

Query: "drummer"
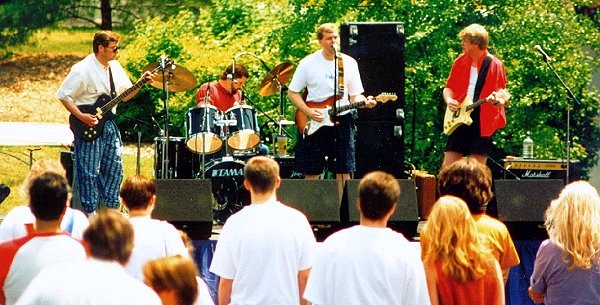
[195,64,269,156]
[195,64,248,112]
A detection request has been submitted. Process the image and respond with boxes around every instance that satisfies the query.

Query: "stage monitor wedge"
[277,179,340,223]
[154,179,214,240]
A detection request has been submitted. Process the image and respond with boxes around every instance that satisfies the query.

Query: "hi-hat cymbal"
[258,62,294,96]
[143,62,197,92]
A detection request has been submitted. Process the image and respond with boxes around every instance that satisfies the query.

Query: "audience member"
[120,175,189,281]
[16,209,161,305]
[437,157,519,282]
[143,255,199,305]
[0,172,86,305]
[421,196,505,305]
[0,159,88,242]
[304,171,430,305]
[209,156,316,305]
[529,181,600,304]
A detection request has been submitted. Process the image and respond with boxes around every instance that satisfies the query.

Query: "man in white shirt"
[304,171,431,305]
[209,156,316,305]
[16,209,161,305]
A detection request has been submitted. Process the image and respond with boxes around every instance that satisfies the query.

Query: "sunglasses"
[109,45,120,53]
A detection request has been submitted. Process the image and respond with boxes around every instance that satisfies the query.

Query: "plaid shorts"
[295,114,355,175]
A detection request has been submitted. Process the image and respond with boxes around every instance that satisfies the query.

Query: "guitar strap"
[108,66,117,99]
[473,55,492,101]
[337,54,345,96]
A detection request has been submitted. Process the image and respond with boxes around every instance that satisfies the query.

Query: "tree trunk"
[100,0,112,30]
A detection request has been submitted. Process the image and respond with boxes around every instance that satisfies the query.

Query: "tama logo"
[211,168,244,177]
[522,170,552,179]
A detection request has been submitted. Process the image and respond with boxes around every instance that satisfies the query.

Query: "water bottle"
[523,131,534,159]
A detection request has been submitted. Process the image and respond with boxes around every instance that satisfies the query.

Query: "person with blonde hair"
[0,159,88,242]
[528,181,600,304]
[143,256,199,305]
[421,196,504,305]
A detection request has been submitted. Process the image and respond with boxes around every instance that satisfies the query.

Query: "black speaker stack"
[341,22,406,178]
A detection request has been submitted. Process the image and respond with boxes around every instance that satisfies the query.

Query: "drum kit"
[142,54,295,223]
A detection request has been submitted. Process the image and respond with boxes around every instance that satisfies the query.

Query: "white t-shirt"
[196,276,215,305]
[209,199,316,305]
[0,206,89,242]
[288,50,364,110]
[3,234,86,305]
[15,258,162,305]
[124,216,189,281]
[304,225,431,305]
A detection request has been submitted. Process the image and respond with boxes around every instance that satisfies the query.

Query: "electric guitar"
[443,88,511,135]
[69,59,169,141]
[295,93,397,137]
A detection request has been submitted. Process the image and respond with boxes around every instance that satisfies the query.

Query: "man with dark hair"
[57,30,156,216]
[437,157,520,282]
[210,156,316,305]
[0,173,86,305]
[120,175,188,281]
[196,64,249,112]
[304,171,430,305]
[17,209,161,305]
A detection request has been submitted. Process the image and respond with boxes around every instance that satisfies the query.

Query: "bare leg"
[442,151,464,169]
[470,153,488,166]
[304,174,320,180]
[336,173,350,205]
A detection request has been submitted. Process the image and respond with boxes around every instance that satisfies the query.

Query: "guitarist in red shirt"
[288,23,375,199]
[57,31,156,216]
[442,24,508,169]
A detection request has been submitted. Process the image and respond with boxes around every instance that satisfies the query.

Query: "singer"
[56,31,156,216]
[442,24,508,168]
[195,64,249,112]
[288,23,376,199]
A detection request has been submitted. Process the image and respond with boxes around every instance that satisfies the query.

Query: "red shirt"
[445,51,508,136]
[195,81,242,112]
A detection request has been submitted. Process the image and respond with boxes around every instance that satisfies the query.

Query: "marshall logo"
[211,168,244,177]
[521,170,552,179]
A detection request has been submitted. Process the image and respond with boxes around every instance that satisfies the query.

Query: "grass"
[11,27,96,55]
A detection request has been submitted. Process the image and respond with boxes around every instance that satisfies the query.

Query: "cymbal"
[143,62,197,92]
[258,62,294,96]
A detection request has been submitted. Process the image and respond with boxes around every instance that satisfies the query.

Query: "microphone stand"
[243,91,293,139]
[158,56,172,179]
[332,47,339,178]
[542,57,580,184]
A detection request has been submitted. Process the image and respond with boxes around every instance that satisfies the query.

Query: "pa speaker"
[494,179,564,239]
[277,179,341,241]
[341,22,405,122]
[355,121,405,178]
[344,179,419,239]
[154,179,214,240]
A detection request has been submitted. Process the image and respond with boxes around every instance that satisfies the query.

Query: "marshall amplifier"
[502,158,582,184]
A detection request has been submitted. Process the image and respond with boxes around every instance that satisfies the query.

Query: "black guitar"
[69,60,169,141]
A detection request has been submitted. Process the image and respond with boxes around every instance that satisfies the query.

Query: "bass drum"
[186,105,223,154]
[154,137,199,179]
[206,159,250,224]
[225,105,260,151]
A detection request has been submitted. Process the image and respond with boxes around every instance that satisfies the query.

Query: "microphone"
[534,45,551,62]
[158,55,166,68]
[332,44,338,54]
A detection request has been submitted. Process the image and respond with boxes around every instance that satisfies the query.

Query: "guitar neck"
[465,98,487,111]
[100,76,147,113]
[328,100,365,115]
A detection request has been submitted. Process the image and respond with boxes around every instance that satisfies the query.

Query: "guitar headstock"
[375,92,398,103]
[496,88,511,101]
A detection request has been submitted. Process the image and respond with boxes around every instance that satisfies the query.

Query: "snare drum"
[186,105,223,154]
[154,137,199,179]
[225,105,260,151]
[206,159,249,223]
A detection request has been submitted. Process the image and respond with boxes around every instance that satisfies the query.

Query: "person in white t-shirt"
[210,156,316,305]
[287,23,376,199]
[120,175,189,281]
[304,171,431,305]
[0,159,89,242]
[16,209,162,305]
